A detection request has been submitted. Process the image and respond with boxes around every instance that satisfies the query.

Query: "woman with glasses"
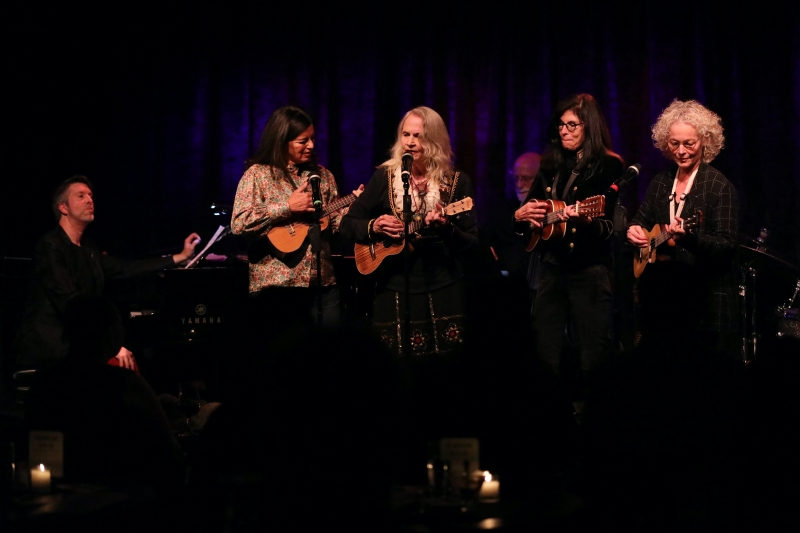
[514,93,624,411]
[627,99,739,356]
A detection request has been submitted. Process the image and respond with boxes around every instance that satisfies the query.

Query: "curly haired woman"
[628,99,740,357]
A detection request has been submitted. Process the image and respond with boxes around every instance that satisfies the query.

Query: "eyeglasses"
[557,121,584,132]
[668,139,700,151]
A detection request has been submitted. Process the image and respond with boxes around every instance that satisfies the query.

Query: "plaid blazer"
[631,163,740,332]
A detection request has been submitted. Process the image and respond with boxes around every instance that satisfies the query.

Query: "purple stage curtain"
[5,5,800,265]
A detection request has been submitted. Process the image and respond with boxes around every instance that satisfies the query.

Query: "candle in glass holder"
[30,463,51,491]
[478,471,499,501]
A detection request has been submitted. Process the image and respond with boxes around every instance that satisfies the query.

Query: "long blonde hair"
[381,106,454,186]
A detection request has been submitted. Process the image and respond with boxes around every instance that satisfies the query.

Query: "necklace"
[669,166,699,222]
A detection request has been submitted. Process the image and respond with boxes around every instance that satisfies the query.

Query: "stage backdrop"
[5,5,800,270]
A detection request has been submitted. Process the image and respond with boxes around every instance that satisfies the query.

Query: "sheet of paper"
[184,225,229,269]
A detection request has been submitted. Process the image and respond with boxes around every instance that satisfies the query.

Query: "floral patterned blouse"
[231,163,341,292]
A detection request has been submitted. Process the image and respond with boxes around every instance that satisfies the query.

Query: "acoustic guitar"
[525,195,606,252]
[353,197,474,275]
[267,191,362,254]
[632,210,703,278]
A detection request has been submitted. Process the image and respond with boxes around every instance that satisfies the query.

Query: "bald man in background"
[510,153,542,204]
[483,152,542,313]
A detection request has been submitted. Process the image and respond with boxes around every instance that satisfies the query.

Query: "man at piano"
[14,175,200,371]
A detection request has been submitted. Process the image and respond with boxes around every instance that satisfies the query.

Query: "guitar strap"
[439,170,459,205]
[669,166,698,223]
[549,167,581,201]
[550,151,585,201]
[563,170,581,201]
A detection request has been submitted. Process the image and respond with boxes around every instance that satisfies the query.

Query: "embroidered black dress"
[341,167,478,355]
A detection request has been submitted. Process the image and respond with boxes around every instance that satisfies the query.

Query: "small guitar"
[525,195,606,252]
[632,210,703,278]
[354,197,474,275]
[267,191,362,253]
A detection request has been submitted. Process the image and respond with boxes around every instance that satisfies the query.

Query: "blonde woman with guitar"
[340,107,478,356]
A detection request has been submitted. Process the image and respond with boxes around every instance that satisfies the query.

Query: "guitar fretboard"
[650,232,671,249]
[544,208,566,225]
[648,214,699,250]
[393,198,472,237]
[322,193,358,217]
[542,199,601,225]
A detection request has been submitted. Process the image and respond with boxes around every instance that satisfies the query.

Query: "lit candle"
[478,471,500,501]
[30,463,51,492]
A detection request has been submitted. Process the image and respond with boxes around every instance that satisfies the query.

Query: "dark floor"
[2,259,800,530]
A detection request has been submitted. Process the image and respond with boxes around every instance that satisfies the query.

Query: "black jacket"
[518,153,624,269]
[341,168,478,293]
[630,162,739,332]
[14,226,175,368]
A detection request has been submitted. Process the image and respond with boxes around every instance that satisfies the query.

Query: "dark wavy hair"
[246,105,318,176]
[541,94,622,173]
[51,175,93,221]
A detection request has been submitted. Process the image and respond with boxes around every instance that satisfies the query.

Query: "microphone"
[308,174,323,210]
[401,152,413,184]
[608,164,641,194]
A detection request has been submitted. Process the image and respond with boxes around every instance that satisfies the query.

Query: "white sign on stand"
[29,430,64,478]
[439,437,479,489]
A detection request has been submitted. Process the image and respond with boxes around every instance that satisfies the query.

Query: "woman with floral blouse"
[232,105,343,327]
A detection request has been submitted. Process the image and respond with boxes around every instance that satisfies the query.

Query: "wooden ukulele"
[267,191,362,253]
[632,210,703,278]
[525,195,606,252]
[353,197,473,275]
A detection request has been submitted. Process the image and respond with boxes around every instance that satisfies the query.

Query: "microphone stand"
[740,228,770,364]
[309,179,324,328]
[611,194,628,353]
[402,170,412,357]
[608,166,638,353]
